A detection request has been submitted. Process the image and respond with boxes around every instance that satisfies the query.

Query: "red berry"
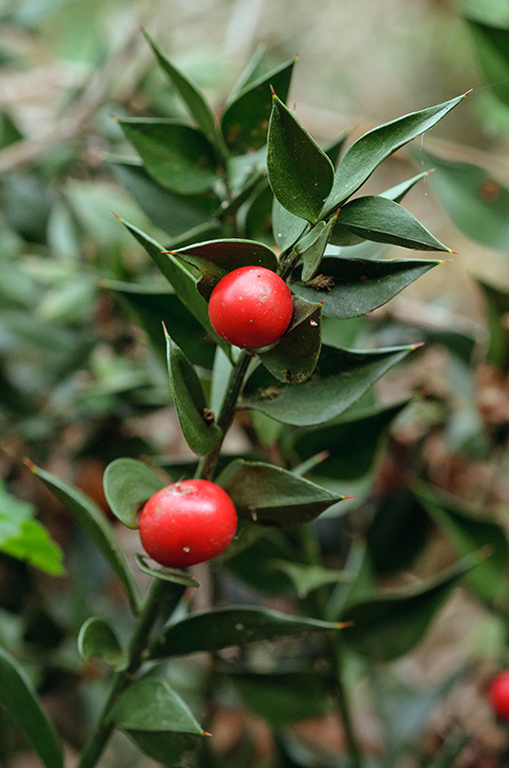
[208,266,293,349]
[488,670,509,720]
[139,480,237,568]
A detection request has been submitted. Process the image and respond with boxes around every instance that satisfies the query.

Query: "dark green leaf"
[168,238,278,300]
[291,399,410,481]
[104,279,216,369]
[226,669,330,726]
[258,296,322,384]
[272,196,308,251]
[143,30,218,143]
[126,730,203,768]
[297,216,337,282]
[227,45,267,98]
[381,169,434,203]
[222,57,296,154]
[292,254,443,319]
[103,458,166,529]
[166,334,222,455]
[117,117,218,194]
[332,196,451,251]
[416,148,509,251]
[77,617,126,669]
[244,182,274,243]
[241,344,416,426]
[217,459,344,527]
[267,93,334,223]
[415,482,509,606]
[225,531,299,595]
[324,93,467,210]
[134,554,199,587]
[109,156,220,236]
[0,645,63,768]
[323,132,350,168]
[269,561,351,599]
[341,554,481,661]
[28,462,142,614]
[149,606,345,658]
[476,277,509,368]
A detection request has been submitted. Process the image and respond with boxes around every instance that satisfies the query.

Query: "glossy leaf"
[109,157,220,236]
[103,458,166,529]
[241,343,416,426]
[332,196,451,251]
[0,645,63,768]
[226,669,330,726]
[324,92,466,210]
[217,459,344,527]
[143,30,218,143]
[258,296,322,383]
[77,617,126,669]
[168,238,278,300]
[272,195,308,251]
[267,93,335,223]
[415,483,509,605]
[105,279,215,369]
[149,606,345,658]
[292,254,443,319]
[222,57,296,154]
[117,117,218,194]
[416,148,509,251]
[166,334,222,455]
[28,462,142,614]
[291,399,410,480]
[297,216,337,282]
[134,554,199,588]
[341,554,480,661]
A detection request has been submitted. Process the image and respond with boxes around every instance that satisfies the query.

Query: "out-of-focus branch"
[0,26,144,175]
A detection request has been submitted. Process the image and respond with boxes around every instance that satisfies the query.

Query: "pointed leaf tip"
[23,457,36,473]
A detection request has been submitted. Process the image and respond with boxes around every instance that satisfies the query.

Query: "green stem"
[298,526,364,768]
[78,349,253,768]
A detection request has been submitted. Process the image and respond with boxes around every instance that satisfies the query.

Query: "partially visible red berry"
[488,670,509,720]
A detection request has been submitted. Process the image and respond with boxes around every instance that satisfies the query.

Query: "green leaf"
[116,217,212,333]
[225,669,330,726]
[103,458,166,529]
[166,334,222,456]
[272,195,308,251]
[112,678,206,767]
[292,254,443,319]
[149,606,345,658]
[267,93,335,223]
[0,482,64,576]
[225,531,299,595]
[168,238,278,300]
[415,148,509,251]
[476,277,509,368]
[0,645,63,768]
[269,561,352,599]
[227,45,267,98]
[415,483,509,606]
[297,216,337,282]
[241,343,416,426]
[222,57,296,154]
[258,296,322,384]
[324,92,467,210]
[143,30,218,144]
[104,279,216,369]
[217,459,344,527]
[77,617,127,670]
[332,196,451,252]
[117,117,218,194]
[341,554,481,662]
[291,399,410,481]
[134,554,199,588]
[109,156,220,236]
[380,169,434,203]
[463,9,509,106]
[28,462,142,614]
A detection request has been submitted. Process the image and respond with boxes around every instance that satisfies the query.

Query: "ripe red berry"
[139,480,237,568]
[208,266,293,349]
[488,670,509,720]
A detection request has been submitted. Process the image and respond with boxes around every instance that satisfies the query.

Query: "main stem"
[78,350,252,768]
